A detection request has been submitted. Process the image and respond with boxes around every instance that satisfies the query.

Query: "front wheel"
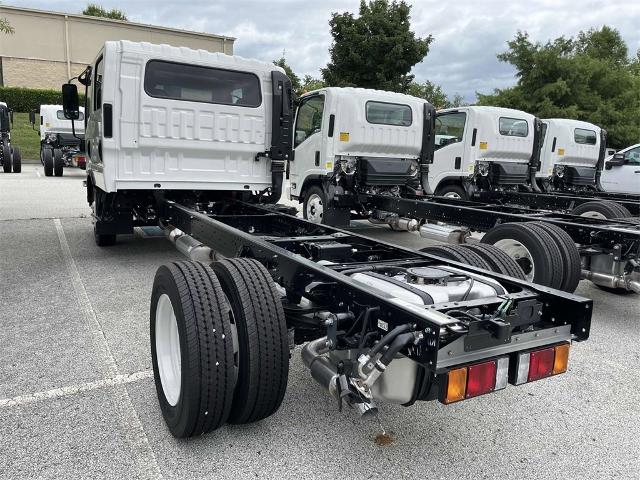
[2,145,12,173]
[435,184,468,200]
[43,148,54,176]
[303,186,326,224]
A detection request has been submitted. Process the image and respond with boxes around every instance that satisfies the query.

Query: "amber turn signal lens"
[444,367,467,404]
[553,344,570,375]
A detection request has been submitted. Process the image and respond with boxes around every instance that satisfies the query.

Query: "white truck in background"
[426,106,536,199]
[600,144,640,194]
[39,105,86,177]
[536,118,605,192]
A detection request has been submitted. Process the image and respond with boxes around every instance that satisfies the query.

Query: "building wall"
[0,5,235,89]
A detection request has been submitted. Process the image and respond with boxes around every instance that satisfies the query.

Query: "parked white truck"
[600,143,640,194]
[536,118,606,192]
[39,104,86,176]
[61,41,594,440]
[0,101,22,173]
[427,106,536,199]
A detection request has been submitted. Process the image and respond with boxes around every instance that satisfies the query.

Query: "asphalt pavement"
[0,164,638,479]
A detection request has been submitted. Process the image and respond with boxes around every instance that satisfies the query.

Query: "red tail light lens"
[528,347,555,382]
[466,361,497,398]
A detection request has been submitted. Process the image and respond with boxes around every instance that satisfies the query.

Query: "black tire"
[420,244,492,270]
[481,223,565,289]
[11,146,21,173]
[54,149,64,177]
[211,258,289,425]
[435,184,468,200]
[571,200,631,219]
[43,148,54,176]
[459,243,526,280]
[303,185,327,224]
[94,223,116,247]
[151,262,236,438]
[2,145,12,173]
[529,222,581,293]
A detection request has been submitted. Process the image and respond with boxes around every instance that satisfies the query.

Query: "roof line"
[0,4,236,42]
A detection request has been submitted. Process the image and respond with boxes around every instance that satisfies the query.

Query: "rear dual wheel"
[481,222,581,292]
[11,147,21,173]
[151,259,289,438]
[571,200,631,219]
[2,145,11,173]
[54,149,64,177]
[43,148,54,176]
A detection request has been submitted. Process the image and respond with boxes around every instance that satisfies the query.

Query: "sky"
[7,0,640,101]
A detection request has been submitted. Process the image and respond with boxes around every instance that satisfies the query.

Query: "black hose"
[356,307,379,347]
[368,324,412,358]
[380,332,416,366]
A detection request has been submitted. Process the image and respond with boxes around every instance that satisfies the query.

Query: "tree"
[82,4,128,21]
[322,0,432,92]
[273,58,301,96]
[407,80,466,109]
[1,17,14,34]
[300,75,325,94]
[477,27,640,148]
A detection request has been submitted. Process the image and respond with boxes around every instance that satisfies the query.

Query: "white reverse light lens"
[495,357,509,390]
[514,352,530,385]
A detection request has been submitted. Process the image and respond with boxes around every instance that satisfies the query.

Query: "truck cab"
[289,87,433,225]
[536,118,604,192]
[601,143,640,194]
[39,104,86,176]
[62,40,292,245]
[428,106,536,199]
[0,102,21,173]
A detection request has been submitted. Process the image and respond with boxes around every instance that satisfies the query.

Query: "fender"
[297,174,326,201]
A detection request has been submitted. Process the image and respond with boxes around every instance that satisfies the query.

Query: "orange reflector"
[553,344,570,375]
[444,367,467,404]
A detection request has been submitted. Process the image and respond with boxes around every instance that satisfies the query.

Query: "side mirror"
[607,153,626,168]
[28,111,36,126]
[62,83,80,120]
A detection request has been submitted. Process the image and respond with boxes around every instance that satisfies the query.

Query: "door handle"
[454,157,461,169]
[634,170,640,173]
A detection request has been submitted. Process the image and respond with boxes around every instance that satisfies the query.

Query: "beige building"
[0,5,235,89]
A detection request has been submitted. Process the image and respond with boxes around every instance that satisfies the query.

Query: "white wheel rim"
[307,193,324,223]
[444,192,461,199]
[156,294,182,406]
[493,239,535,282]
[579,211,607,219]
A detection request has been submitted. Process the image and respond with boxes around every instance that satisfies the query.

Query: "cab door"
[289,94,327,198]
[601,146,640,193]
[430,110,470,191]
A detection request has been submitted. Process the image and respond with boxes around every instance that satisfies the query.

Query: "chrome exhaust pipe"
[419,223,470,244]
[165,228,222,262]
[581,269,640,293]
[369,215,419,232]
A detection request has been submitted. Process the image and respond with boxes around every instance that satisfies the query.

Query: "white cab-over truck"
[39,104,86,177]
[0,101,22,173]
[61,41,593,439]
[427,106,536,199]
[536,118,606,192]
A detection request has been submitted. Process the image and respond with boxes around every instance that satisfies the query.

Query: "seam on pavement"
[54,218,163,480]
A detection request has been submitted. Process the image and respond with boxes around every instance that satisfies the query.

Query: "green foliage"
[0,87,85,113]
[9,113,41,161]
[1,17,14,34]
[273,58,325,97]
[477,26,640,148]
[82,3,128,21]
[322,0,432,92]
[407,80,466,109]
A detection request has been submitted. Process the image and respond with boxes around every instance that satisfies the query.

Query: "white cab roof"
[543,118,600,131]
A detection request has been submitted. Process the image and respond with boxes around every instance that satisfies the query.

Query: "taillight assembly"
[513,343,570,385]
[440,343,570,404]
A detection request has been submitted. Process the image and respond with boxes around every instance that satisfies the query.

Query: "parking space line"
[54,219,163,480]
[35,168,41,177]
[0,370,153,408]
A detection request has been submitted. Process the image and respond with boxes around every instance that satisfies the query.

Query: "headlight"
[336,156,357,175]
[554,165,565,178]
[477,162,490,176]
[46,133,57,142]
[408,162,419,176]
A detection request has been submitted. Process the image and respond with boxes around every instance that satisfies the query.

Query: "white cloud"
[11,0,640,100]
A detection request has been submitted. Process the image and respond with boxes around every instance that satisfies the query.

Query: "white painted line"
[54,219,163,479]
[0,370,153,408]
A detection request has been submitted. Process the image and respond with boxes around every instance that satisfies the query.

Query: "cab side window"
[434,112,466,150]
[294,95,325,147]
